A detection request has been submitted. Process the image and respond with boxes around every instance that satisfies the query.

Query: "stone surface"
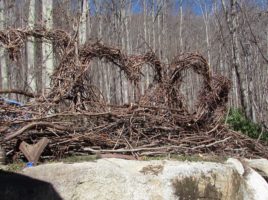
[227,158,268,200]
[21,158,249,200]
[0,164,7,170]
[245,158,268,177]
[0,158,262,200]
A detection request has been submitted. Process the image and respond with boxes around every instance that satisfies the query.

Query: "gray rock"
[0,164,7,170]
[227,158,268,200]
[22,158,247,200]
[245,158,268,177]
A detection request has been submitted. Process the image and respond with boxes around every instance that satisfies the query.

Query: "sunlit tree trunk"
[0,0,6,89]
[157,0,162,58]
[79,0,88,45]
[152,0,156,51]
[42,0,53,91]
[142,0,147,95]
[27,0,36,90]
[179,0,183,52]
[199,0,211,65]
[120,1,128,104]
[221,0,248,116]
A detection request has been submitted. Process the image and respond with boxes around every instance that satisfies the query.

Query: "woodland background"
[0,0,268,127]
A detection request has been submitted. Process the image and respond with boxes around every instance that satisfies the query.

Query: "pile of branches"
[0,27,268,161]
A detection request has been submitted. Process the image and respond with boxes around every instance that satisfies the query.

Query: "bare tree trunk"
[27,0,36,91]
[0,0,6,89]
[199,0,211,65]
[120,1,129,104]
[152,0,156,51]
[179,0,183,52]
[79,0,88,45]
[157,0,162,58]
[34,1,42,93]
[42,0,53,92]
[142,0,147,95]
[125,1,133,103]
[221,0,248,116]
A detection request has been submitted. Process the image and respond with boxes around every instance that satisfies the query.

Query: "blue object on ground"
[0,98,23,106]
[26,162,34,167]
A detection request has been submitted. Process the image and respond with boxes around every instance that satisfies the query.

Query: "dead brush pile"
[0,27,268,161]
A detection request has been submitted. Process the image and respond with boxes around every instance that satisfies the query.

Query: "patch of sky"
[86,0,268,16]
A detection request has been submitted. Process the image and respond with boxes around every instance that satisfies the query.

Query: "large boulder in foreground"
[0,158,268,200]
[16,158,268,200]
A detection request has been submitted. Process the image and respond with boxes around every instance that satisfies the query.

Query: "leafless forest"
[0,0,268,126]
